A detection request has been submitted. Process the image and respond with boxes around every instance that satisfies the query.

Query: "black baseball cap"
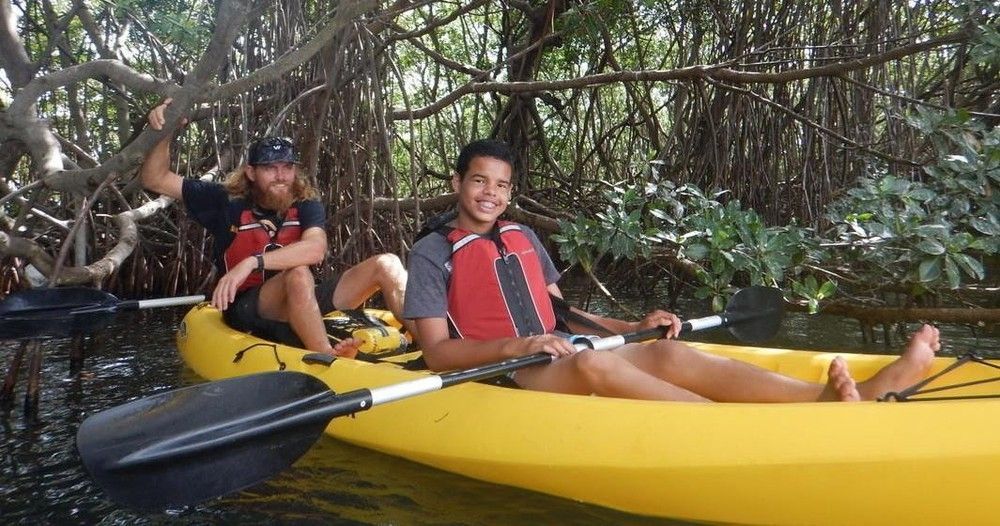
[248,136,300,166]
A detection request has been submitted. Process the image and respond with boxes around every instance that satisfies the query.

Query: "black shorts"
[221,274,340,346]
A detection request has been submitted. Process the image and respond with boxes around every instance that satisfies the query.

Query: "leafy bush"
[553,182,830,312]
[825,108,998,294]
[551,107,997,311]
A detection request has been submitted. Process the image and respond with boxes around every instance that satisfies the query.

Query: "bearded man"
[141,99,411,357]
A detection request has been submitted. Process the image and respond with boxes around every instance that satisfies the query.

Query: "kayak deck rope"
[232,343,286,371]
[879,353,1000,402]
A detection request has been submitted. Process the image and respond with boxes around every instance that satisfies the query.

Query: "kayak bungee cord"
[879,353,1000,401]
[232,342,286,370]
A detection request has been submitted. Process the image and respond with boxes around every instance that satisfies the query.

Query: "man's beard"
[254,184,294,215]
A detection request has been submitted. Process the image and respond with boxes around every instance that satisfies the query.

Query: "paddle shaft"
[0,288,208,339]
[0,290,205,316]
[351,312,777,413]
[71,294,205,315]
[370,311,779,404]
[683,308,772,333]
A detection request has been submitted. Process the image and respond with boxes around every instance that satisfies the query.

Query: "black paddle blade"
[726,286,785,343]
[0,287,116,315]
[76,371,333,510]
[0,287,118,339]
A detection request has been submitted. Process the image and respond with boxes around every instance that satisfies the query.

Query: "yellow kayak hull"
[177,304,1000,525]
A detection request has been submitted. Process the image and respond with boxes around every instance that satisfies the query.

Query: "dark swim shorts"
[221,275,340,346]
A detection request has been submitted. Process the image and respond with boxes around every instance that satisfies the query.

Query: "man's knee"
[371,253,406,282]
[572,350,626,386]
[647,340,696,374]
[283,266,316,296]
[373,253,403,271]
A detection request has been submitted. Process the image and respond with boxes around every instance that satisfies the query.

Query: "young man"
[404,139,941,402]
[142,99,412,357]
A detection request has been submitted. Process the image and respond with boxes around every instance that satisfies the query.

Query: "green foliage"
[655,184,826,310]
[552,180,826,311]
[551,107,997,310]
[791,275,838,315]
[113,0,214,55]
[971,22,1000,68]
[960,1,1000,66]
[551,185,661,271]
[826,108,998,293]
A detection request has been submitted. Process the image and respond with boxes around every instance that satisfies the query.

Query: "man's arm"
[212,226,328,310]
[258,225,327,270]
[415,316,576,372]
[139,99,184,200]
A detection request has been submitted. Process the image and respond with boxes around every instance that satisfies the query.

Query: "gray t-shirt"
[403,223,561,320]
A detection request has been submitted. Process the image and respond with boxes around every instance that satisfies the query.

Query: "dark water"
[2,285,997,525]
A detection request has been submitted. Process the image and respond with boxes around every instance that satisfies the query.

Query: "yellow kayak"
[177,303,1000,525]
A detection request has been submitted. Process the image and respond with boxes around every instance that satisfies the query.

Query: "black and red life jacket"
[442,221,557,339]
[223,207,303,291]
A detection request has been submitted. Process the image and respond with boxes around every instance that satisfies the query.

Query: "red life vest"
[223,207,303,291]
[444,221,557,339]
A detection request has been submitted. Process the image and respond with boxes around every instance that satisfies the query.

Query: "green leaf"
[649,208,671,221]
[908,187,937,201]
[818,280,837,299]
[881,177,910,195]
[918,258,942,282]
[915,239,946,255]
[952,253,985,280]
[970,216,1000,236]
[944,256,961,289]
[951,233,975,251]
[914,224,948,237]
[684,242,709,260]
[711,295,725,313]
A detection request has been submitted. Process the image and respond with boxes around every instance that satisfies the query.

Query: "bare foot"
[331,337,360,359]
[857,324,939,400]
[818,356,860,402]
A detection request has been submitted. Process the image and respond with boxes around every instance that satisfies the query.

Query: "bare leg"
[256,266,358,357]
[513,349,709,402]
[331,254,417,338]
[619,324,939,402]
[618,340,826,402]
[856,324,939,400]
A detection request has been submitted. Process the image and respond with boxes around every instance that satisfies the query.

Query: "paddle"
[76,286,784,511]
[0,287,205,339]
